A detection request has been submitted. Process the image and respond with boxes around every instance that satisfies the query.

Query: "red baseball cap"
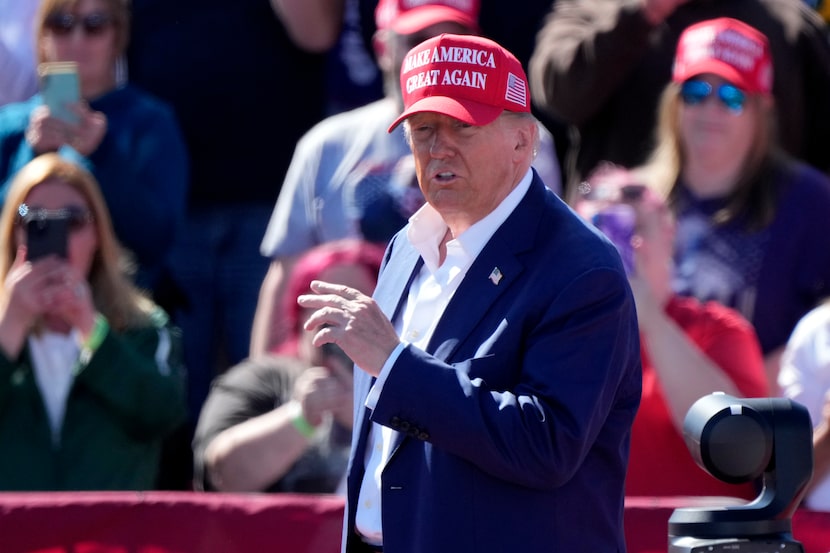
[375,0,480,35]
[673,17,773,95]
[388,33,531,132]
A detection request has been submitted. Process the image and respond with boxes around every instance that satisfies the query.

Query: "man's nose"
[429,130,453,158]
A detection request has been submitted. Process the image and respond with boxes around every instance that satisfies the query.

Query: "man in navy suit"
[298,32,641,553]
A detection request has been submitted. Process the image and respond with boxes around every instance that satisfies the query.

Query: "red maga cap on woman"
[672,17,773,95]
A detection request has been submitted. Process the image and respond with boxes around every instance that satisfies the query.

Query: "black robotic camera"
[668,392,813,553]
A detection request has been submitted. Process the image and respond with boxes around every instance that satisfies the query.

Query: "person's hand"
[641,0,690,25]
[292,366,353,427]
[3,246,94,334]
[26,105,70,154]
[64,102,107,156]
[25,102,107,156]
[1,247,74,325]
[298,280,400,377]
[47,263,96,337]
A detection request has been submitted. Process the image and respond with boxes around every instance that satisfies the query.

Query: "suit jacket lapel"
[427,175,545,361]
[427,238,524,360]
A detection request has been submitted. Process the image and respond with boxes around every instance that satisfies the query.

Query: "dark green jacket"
[0,310,186,490]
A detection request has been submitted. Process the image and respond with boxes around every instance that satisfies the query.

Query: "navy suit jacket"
[344,173,642,552]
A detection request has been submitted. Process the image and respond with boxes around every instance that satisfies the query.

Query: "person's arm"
[635,282,767,431]
[0,252,39,360]
[269,0,345,53]
[73,311,186,439]
[778,306,830,498]
[204,400,312,492]
[249,255,299,357]
[528,0,683,125]
[196,358,351,492]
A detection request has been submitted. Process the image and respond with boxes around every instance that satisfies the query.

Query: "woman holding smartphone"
[576,164,769,498]
[0,0,188,294]
[0,153,185,490]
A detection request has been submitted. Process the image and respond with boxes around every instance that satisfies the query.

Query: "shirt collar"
[407,168,533,273]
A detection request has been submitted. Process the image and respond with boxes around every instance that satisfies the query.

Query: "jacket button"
[418,432,429,440]
[390,416,401,428]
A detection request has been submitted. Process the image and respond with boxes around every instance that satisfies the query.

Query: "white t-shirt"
[779,302,830,510]
[29,329,81,446]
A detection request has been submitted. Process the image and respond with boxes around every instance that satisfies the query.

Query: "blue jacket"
[345,173,642,552]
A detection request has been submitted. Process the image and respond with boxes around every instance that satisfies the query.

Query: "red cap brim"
[675,59,756,93]
[387,95,503,132]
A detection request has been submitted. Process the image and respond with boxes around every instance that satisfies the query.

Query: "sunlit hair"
[275,239,386,356]
[0,154,154,330]
[36,0,131,64]
[637,81,781,229]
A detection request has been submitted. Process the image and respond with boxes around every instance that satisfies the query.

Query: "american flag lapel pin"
[489,267,503,285]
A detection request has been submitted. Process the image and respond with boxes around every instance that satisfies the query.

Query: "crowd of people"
[1,0,830,543]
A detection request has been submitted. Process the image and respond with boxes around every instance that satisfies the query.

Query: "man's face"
[406,112,527,231]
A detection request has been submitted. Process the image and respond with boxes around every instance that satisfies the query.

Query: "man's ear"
[513,121,537,156]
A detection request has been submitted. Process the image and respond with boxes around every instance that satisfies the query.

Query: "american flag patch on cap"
[505,72,527,107]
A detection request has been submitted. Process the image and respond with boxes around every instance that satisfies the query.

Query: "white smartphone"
[38,62,80,124]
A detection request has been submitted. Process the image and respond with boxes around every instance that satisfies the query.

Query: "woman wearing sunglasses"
[0,153,185,490]
[635,17,830,392]
[0,0,187,294]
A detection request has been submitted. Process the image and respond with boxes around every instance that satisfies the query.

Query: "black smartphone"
[26,217,69,260]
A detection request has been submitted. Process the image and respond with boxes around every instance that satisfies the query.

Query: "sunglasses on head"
[17,204,94,231]
[44,12,113,36]
[680,80,747,114]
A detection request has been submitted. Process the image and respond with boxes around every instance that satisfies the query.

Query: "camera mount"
[668,392,813,552]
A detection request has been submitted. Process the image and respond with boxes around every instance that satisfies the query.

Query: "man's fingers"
[297,292,343,311]
[309,279,363,299]
[302,306,341,331]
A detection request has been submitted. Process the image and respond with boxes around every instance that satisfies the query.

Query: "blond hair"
[637,82,780,229]
[0,154,154,330]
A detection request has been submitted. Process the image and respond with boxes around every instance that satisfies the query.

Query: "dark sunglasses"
[680,80,747,114]
[44,12,114,36]
[17,204,94,231]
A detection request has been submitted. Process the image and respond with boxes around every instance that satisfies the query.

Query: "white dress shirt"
[355,168,533,545]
